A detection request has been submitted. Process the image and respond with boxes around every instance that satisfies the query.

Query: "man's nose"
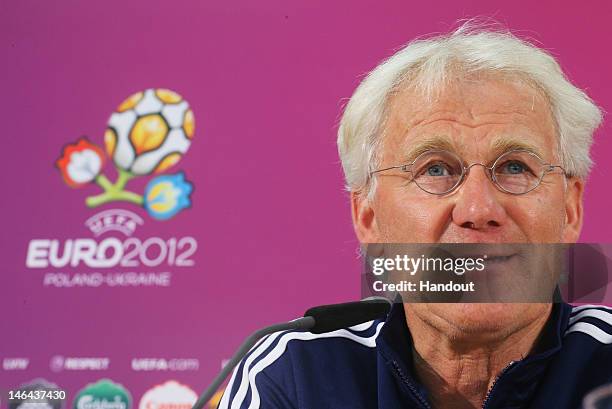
[451,164,508,230]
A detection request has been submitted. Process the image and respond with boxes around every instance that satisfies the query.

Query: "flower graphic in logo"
[56,138,105,188]
[55,88,195,220]
[144,172,193,220]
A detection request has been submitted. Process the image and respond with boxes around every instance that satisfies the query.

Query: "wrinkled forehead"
[380,75,559,163]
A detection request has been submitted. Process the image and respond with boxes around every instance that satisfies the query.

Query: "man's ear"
[351,190,379,242]
[562,177,584,243]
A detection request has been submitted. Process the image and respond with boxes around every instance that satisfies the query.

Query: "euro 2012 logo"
[56,89,195,220]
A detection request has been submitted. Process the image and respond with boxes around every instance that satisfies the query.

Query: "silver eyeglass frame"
[369,149,567,195]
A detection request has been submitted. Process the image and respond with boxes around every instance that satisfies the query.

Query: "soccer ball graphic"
[105,88,195,175]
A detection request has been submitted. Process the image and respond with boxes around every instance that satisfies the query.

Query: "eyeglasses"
[370,149,567,195]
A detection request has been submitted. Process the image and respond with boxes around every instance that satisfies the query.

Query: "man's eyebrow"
[401,136,548,164]
[403,136,456,163]
[489,138,545,158]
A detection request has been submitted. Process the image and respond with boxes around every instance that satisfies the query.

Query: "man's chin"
[415,303,550,340]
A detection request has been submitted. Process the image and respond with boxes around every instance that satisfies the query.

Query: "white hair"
[337,22,603,198]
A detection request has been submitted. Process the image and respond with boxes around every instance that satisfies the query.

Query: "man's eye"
[425,163,451,176]
[499,161,528,175]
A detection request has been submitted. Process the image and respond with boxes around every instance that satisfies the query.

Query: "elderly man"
[220,24,611,409]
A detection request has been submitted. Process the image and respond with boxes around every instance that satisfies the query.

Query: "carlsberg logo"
[78,396,126,409]
[73,380,131,409]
